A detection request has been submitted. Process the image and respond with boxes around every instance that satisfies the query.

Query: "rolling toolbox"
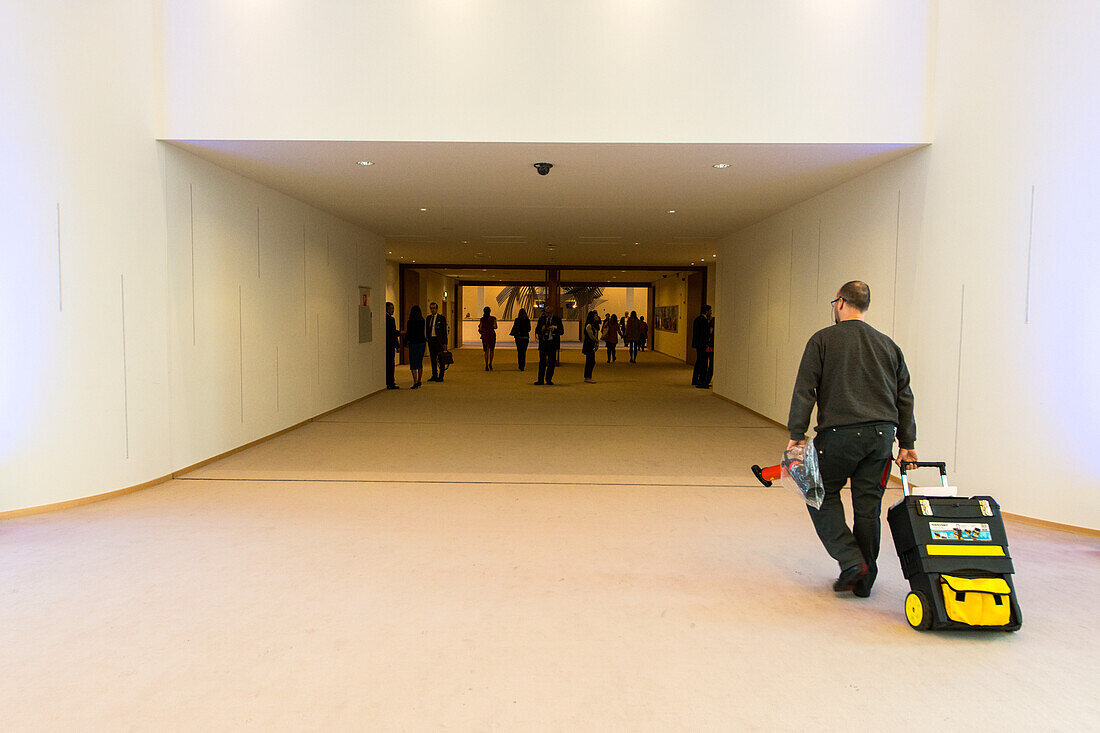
[887,462,1022,632]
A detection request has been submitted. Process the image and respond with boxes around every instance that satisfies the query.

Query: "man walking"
[787,281,918,597]
[534,305,564,385]
[425,301,449,382]
[691,305,712,388]
[385,301,400,389]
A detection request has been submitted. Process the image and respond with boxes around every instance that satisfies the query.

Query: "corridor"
[1,348,1096,730]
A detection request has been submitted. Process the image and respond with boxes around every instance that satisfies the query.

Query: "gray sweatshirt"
[787,319,916,448]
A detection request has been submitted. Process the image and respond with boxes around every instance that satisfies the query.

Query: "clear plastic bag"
[781,441,825,510]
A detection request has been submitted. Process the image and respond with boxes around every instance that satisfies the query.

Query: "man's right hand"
[896,448,919,469]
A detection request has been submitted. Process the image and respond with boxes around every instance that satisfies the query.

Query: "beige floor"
[2,349,1097,731]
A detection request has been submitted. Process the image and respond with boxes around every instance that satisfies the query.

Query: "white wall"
[0,2,385,514]
[714,1,1100,529]
[159,0,932,144]
[164,146,385,473]
[654,276,688,361]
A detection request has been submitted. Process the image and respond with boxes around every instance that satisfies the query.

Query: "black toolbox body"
[887,463,1022,631]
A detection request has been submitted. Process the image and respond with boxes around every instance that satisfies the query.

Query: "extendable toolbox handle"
[899,461,949,497]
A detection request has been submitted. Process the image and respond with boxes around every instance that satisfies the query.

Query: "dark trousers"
[584,349,596,378]
[427,337,445,379]
[692,347,710,385]
[807,424,895,570]
[515,338,529,370]
[537,346,558,383]
[629,340,639,361]
[605,343,616,361]
[386,347,397,386]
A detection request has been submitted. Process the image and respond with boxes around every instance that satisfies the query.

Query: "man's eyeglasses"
[830,297,845,306]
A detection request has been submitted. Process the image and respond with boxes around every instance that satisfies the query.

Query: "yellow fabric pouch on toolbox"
[940,575,1012,626]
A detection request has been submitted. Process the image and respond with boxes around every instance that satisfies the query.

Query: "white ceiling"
[170,140,922,267]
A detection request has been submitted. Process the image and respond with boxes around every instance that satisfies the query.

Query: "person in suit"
[385,301,400,389]
[534,305,564,385]
[692,304,713,388]
[509,307,531,371]
[425,301,449,382]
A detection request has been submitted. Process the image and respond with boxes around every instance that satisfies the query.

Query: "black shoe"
[546,380,554,385]
[534,381,544,385]
[387,384,400,390]
[694,384,708,389]
[833,563,869,593]
[853,565,877,597]
[411,383,421,390]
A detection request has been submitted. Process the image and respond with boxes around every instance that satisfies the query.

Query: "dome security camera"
[533,162,553,176]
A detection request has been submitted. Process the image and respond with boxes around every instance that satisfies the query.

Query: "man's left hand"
[787,439,806,450]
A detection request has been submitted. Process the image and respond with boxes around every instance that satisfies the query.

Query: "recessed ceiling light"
[419,207,428,212]
[712,163,730,169]
[357,160,374,166]
[667,210,676,214]
[691,262,695,265]
[461,240,468,244]
[388,251,392,254]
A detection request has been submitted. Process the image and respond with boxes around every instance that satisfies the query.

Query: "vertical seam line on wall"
[892,189,901,337]
[1025,184,1036,324]
[815,218,822,306]
[787,228,794,343]
[765,279,771,348]
[774,349,779,407]
[57,203,63,312]
[190,183,196,344]
[239,285,244,423]
[121,275,130,459]
[256,207,261,278]
[953,284,966,469]
[346,297,352,385]
[303,224,308,335]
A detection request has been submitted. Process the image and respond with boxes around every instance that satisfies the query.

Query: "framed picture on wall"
[654,305,678,332]
[358,286,372,343]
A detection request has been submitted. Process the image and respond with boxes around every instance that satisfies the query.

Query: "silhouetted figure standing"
[534,306,564,385]
[692,304,712,388]
[478,306,498,371]
[510,308,531,371]
[582,310,600,383]
[405,305,427,390]
[426,301,449,382]
[385,301,400,389]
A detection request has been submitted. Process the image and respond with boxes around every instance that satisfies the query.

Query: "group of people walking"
[386,302,653,388]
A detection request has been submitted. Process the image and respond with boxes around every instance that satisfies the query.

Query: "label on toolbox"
[928,521,992,542]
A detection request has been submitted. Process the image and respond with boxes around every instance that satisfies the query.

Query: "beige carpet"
[2,349,1097,731]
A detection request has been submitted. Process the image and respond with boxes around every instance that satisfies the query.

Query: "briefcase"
[439,350,454,366]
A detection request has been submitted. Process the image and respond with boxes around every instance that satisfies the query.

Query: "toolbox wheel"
[905,591,932,631]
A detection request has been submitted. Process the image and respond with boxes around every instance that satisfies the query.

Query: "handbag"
[439,350,454,366]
